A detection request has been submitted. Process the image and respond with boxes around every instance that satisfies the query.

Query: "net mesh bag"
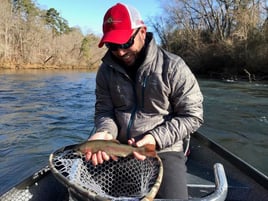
[49,144,163,201]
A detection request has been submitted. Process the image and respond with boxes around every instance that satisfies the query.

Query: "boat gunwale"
[193,132,268,190]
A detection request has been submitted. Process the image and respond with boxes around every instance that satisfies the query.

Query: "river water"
[0,70,267,194]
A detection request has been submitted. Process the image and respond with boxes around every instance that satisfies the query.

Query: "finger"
[101,151,110,161]
[110,155,118,161]
[85,152,92,161]
[136,134,155,147]
[136,140,145,147]
[128,138,136,145]
[133,151,146,161]
[92,153,98,166]
[135,137,147,147]
[97,151,104,164]
[88,131,113,141]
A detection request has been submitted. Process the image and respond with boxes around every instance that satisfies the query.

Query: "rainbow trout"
[74,140,156,157]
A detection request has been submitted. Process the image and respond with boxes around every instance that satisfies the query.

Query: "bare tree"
[149,0,268,77]
[0,0,105,70]
[0,0,13,63]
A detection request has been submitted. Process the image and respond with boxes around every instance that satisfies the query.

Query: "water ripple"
[0,70,96,193]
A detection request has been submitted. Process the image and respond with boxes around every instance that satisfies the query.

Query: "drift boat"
[1,132,268,201]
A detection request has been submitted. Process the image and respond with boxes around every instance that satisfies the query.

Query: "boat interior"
[1,132,268,201]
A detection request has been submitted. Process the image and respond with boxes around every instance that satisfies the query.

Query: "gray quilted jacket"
[94,33,203,152]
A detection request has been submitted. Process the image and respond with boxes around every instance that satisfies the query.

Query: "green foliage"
[12,0,39,19]
[80,37,91,58]
[45,8,71,35]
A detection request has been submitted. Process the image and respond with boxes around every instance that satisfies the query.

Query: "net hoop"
[49,144,163,201]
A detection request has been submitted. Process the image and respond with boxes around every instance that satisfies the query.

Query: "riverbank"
[1,62,268,82]
[0,62,99,71]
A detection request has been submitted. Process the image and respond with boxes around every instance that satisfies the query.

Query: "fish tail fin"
[143,144,157,157]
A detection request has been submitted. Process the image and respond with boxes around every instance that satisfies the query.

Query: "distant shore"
[0,63,99,71]
[1,62,267,82]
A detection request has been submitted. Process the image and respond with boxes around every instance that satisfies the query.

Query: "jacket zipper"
[126,105,137,140]
[141,75,148,108]
[126,75,148,139]
[126,81,137,140]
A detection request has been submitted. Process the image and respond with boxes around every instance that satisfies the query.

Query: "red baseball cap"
[98,3,145,48]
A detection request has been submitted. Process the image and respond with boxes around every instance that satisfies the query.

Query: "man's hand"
[88,131,113,141]
[128,134,156,160]
[86,131,117,165]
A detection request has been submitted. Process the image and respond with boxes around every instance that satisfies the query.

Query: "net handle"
[141,155,163,201]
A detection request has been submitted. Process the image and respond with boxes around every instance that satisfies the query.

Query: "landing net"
[49,144,163,201]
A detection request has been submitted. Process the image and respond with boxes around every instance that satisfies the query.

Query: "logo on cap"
[105,17,122,25]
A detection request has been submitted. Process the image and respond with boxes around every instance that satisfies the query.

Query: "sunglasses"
[105,28,141,51]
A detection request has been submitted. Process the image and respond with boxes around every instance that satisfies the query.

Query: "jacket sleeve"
[150,58,204,149]
[94,64,118,139]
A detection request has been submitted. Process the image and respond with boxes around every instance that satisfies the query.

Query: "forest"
[0,0,105,70]
[0,0,267,80]
[151,0,268,80]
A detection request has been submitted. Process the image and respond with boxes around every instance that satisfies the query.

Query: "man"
[86,3,203,199]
